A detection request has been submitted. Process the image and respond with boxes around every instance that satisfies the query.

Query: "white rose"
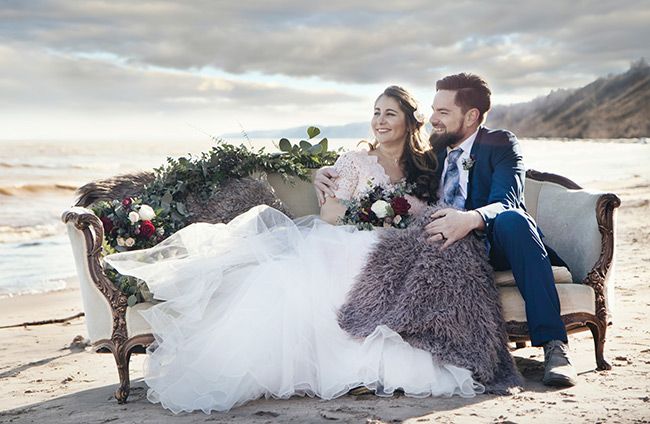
[370,200,390,219]
[116,237,125,247]
[393,215,402,225]
[125,237,135,247]
[128,211,140,223]
[138,204,156,221]
[156,227,165,236]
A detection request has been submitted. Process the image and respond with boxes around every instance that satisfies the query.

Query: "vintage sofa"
[62,170,620,403]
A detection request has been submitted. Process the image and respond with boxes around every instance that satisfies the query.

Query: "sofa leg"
[587,321,611,371]
[114,348,133,404]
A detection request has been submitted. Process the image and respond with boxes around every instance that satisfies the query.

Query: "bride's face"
[372,95,407,146]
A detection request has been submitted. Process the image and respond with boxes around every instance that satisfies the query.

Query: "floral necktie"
[442,148,465,209]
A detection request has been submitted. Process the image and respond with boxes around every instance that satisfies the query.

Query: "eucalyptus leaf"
[299,140,312,150]
[279,138,291,152]
[161,191,173,207]
[308,144,323,154]
[307,126,321,138]
[176,202,189,216]
[127,295,137,307]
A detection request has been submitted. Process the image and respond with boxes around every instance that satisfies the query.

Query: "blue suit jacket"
[435,126,526,234]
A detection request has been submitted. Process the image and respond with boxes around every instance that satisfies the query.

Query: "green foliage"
[276,126,339,170]
[93,126,339,303]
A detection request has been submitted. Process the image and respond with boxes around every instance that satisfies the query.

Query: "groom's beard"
[428,130,464,153]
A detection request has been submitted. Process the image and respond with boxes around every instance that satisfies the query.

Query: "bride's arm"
[320,196,347,225]
[317,151,359,224]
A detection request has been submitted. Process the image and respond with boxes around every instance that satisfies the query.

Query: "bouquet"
[339,181,415,230]
[92,196,169,253]
[92,196,173,305]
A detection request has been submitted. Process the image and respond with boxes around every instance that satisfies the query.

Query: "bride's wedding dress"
[105,150,484,414]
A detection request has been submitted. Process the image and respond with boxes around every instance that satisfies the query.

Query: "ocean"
[1,137,648,297]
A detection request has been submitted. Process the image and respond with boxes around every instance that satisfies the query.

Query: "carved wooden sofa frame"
[62,169,620,403]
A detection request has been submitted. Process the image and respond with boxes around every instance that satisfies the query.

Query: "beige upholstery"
[494,266,572,287]
[501,284,595,322]
[266,171,320,217]
[66,212,113,343]
[126,302,155,337]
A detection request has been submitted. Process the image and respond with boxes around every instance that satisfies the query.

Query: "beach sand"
[1,142,650,423]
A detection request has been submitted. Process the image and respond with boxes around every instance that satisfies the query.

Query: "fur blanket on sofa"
[338,205,523,395]
[75,172,292,223]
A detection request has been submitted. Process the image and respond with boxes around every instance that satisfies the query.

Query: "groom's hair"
[436,73,491,124]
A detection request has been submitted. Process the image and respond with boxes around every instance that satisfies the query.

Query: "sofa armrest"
[526,170,620,324]
[62,207,130,343]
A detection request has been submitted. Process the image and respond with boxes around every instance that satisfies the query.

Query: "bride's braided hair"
[370,86,439,203]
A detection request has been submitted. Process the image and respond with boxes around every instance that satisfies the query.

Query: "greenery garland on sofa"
[84,127,339,306]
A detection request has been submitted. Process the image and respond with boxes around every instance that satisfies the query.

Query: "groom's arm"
[426,131,524,249]
[473,131,526,234]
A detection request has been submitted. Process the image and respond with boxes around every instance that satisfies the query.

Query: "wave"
[0,161,95,170]
[0,183,78,196]
[0,224,65,243]
[0,278,70,299]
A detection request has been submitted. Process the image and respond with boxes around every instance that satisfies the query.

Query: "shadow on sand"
[1,357,567,424]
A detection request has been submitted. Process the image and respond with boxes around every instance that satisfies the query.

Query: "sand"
[1,140,649,423]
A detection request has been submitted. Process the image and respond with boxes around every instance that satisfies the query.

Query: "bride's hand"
[314,166,339,206]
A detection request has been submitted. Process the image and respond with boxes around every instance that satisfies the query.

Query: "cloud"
[0,0,648,140]
[2,0,647,92]
[0,42,367,140]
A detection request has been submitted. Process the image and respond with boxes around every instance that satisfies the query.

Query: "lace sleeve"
[332,151,361,201]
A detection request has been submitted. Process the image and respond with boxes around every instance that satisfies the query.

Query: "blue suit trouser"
[487,209,568,346]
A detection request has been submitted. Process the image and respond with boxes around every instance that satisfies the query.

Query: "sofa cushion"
[500,283,595,323]
[126,302,156,337]
[494,266,572,287]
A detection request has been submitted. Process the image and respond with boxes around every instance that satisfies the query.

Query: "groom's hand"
[425,209,485,250]
[313,166,339,206]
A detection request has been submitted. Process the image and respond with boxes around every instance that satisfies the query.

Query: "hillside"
[223,60,649,140]
[486,59,650,138]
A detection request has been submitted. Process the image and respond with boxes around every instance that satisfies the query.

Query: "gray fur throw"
[75,172,292,223]
[338,205,523,395]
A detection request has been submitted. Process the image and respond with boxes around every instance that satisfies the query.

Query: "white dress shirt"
[437,128,478,202]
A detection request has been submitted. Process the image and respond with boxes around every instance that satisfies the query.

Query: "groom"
[313,73,577,387]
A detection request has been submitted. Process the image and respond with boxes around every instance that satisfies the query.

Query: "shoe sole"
[543,375,577,387]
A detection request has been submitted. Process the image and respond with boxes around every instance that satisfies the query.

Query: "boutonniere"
[462,155,476,171]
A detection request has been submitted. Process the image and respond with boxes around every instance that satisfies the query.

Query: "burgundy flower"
[358,209,371,222]
[139,220,156,239]
[391,196,411,216]
[99,216,114,234]
[122,197,133,208]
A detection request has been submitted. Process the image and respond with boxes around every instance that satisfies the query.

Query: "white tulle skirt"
[105,205,483,413]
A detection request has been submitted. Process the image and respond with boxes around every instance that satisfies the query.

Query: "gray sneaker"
[543,340,577,387]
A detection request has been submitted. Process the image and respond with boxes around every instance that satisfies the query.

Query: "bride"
[105,86,485,414]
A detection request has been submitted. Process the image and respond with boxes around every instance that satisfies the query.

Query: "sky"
[1,1,648,142]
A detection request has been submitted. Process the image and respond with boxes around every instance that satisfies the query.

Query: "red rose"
[100,216,114,234]
[391,196,411,215]
[139,220,156,239]
[122,197,133,207]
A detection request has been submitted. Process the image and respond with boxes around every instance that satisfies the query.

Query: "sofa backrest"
[524,178,605,283]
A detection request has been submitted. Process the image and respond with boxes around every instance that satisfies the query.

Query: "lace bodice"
[332,150,428,215]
